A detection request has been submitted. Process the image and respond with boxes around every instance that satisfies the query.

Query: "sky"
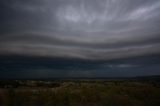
[0,0,160,78]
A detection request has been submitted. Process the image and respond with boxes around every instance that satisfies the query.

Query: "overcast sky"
[0,0,160,60]
[0,0,160,78]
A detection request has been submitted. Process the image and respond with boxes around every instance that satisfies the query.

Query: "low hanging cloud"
[0,0,160,60]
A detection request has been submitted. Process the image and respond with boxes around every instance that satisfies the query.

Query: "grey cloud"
[0,0,160,60]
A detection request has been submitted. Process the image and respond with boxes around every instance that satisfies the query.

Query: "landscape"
[0,76,160,106]
[1,0,160,106]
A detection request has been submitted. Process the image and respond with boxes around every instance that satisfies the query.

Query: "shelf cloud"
[0,0,160,60]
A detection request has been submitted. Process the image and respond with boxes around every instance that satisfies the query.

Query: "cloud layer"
[0,0,160,60]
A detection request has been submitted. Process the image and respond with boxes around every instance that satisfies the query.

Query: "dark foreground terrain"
[0,77,160,106]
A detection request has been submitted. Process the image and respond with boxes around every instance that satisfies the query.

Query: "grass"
[0,80,160,106]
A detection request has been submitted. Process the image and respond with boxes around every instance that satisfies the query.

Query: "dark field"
[0,78,160,106]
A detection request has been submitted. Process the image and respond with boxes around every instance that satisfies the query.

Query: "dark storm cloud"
[0,55,160,78]
[0,0,160,60]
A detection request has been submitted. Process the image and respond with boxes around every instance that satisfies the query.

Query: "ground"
[0,79,160,106]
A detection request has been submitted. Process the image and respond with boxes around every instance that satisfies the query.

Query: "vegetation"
[0,80,160,106]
